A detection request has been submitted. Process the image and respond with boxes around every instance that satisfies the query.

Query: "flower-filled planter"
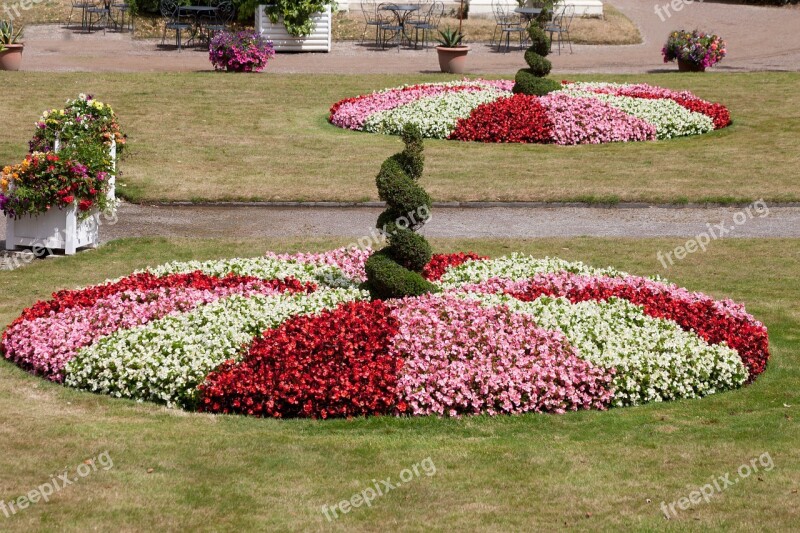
[662,30,727,72]
[2,95,125,256]
[209,30,276,72]
[3,145,116,255]
[256,3,332,52]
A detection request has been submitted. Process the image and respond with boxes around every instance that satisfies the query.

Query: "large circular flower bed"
[2,248,768,418]
[329,80,732,144]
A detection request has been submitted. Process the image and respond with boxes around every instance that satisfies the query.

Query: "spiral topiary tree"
[364,124,438,300]
[513,24,561,96]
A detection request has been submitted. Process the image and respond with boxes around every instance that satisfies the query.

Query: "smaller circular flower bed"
[329,80,732,144]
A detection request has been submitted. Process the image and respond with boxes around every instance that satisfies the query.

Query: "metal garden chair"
[203,1,234,42]
[545,3,575,54]
[411,1,443,50]
[160,0,192,51]
[360,0,384,48]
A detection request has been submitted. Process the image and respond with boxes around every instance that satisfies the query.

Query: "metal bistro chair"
[490,0,517,47]
[111,2,134,32]
[498,5,527,52]
[411,1,443,51]
[379,3,404,52]
[67,0,94,31]
[359,0,383,48]
[86,0,111,34]
[203,1,234,42]
[405,0,429,28]
[546,3,575,55]
[160,0,192,51]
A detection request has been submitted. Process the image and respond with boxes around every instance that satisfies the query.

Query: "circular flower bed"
[329,80,732,144]
[2,248,768,418]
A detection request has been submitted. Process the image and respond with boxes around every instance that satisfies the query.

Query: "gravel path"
[18,1,800,73]
[4,203,798,244]
[3,204,798,270]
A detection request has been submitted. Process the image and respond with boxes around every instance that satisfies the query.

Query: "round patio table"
[179,5,218,45]
[381,4,421,48]
[514,6,542,21]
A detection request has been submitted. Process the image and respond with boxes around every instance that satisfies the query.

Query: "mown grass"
[0,237,798,531]
[2,72,798,205]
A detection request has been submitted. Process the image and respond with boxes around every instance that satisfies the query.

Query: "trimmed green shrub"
[512,69,561,96]
[365,124,437,300]
[513,24,559,96]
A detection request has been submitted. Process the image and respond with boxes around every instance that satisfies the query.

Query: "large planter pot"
[256,4,332,52]
[5,205,102,256]
[436,46,470,74]
[677,58,705,72]
[4,141,116,256]
[0,44,24,71]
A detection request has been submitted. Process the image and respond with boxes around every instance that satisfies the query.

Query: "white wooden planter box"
[4,141,116,256]
[256,4,332,52]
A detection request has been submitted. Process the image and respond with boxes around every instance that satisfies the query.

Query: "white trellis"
[256,4,333,52]
[4,137,116,256]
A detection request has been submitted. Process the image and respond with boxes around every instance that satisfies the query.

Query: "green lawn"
[1,72,798,204]
[1,237,798,531]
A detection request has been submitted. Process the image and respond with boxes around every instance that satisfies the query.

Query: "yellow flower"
[1,178,8,191]
[2,165,11,174]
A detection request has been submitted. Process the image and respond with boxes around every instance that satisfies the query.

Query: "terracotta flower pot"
[677,58,705,73]
[0,44,24,71]
[436,46,470,74]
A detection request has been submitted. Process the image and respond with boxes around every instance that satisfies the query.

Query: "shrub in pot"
[0,21,24,71]
[435,27,470,74]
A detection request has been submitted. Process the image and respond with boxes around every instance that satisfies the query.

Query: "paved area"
[18,1,800,73]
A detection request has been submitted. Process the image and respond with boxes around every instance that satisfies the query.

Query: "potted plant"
[4,95,124,255]
[436,27,469,74]
[0,21,23,71]
[209,31,276,72]
[662,30,727,72]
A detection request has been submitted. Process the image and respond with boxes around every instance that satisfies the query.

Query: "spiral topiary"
[513,24,561,96]
[364,124,438,300]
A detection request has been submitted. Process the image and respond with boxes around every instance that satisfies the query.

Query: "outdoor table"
[178,5,218,46]
[380,4,421,48]
[514,7,542,21]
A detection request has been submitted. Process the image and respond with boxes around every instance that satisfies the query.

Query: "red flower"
[78,199,93,211]
[198,300,402,419]
[62,195,75,204]
[423,252,487,281]
[449,94,554,143]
